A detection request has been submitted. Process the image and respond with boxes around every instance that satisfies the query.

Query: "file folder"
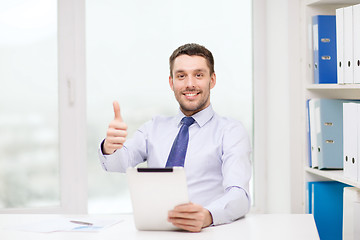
[312,15,337,84]
[358,103,360,181]
[336,8,344,84]
[343,187,360,240]
[314,99,346,169]
[343,102,358,181]
[306,182,313,214]
[309,99,319,168]
[354,4,360,84]
[344,6,354,84]
[306,99,312,167]
[308,181,349,240]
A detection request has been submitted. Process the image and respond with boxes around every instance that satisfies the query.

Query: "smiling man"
[98,43,252,232]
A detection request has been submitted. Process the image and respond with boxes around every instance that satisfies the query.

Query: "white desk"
[0,213,319,240]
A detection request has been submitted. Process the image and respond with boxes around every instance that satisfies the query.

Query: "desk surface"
[0,213,319,240]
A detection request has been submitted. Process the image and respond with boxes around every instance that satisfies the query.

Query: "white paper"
[7,216,123,233]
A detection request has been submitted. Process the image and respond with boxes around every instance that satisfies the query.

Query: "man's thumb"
[113,101,123,122]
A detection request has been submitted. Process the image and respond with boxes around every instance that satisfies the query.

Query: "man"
[98,43,251,232]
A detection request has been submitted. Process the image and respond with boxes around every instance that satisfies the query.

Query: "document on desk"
[7,216,123,233]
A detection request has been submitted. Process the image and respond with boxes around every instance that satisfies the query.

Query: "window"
[0,0,87,214]
[86,0,253,213]
[0,0,59,209]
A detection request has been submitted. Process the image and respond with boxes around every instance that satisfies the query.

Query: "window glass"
[0,0,59,208]
[87,0,253,213]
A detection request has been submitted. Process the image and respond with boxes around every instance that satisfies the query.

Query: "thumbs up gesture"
[103,101,128,155]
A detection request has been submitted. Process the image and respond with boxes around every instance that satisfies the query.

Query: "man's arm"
[98,101,147,172]
[167,187,249,232]
[205,187,250,225]
[205,122,252,225]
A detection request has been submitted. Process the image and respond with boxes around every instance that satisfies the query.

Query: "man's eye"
[177,74,185,79]
[196,73,203,78]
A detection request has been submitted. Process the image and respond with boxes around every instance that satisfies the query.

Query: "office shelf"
[301,0,360,213]
[305,167,360,189]
[306,84,360,89]
[306,0,360,6]
[305,84,360,99]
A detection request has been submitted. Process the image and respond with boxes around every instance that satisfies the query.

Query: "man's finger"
[169,211,198,220]
[113,101,123,122]
[173,203,199,212]
[107,128,128,138]
[109,121,128,131]
[168,218,202,232]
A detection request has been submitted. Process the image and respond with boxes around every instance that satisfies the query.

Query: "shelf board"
[306,84,360,90]
[305,167,360,188]
[306,0,360,6]
[306,84,360,99]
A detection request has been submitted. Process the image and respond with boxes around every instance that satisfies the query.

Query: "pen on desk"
[70,220,93,226]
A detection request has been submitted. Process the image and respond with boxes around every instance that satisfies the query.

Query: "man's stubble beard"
[176,85,211,115]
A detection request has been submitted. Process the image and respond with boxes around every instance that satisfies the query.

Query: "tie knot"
[181,117,195,126]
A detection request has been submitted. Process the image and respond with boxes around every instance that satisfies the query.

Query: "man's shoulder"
[212,113,245,130]
[141,115,176,128]
[151,115,176,123]
[212,114,250,145]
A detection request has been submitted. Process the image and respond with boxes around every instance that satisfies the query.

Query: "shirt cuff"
[206,206,229,226]
[98,139,109,171]
[205,187,250,226]
[98,139,120,171]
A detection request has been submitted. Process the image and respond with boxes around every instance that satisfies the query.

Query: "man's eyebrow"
[174,70,185,74]
[194,69,207,72]
[174,69,207,74]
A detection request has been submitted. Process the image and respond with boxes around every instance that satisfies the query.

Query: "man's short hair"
[169,43,215,78]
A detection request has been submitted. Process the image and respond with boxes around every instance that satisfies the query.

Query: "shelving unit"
[300,0,360,211]
[305,167,360,188]
[306,0,358,5]
[306,85,360,99]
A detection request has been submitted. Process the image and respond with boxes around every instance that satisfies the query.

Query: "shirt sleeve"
[98,123,149,172]
[205,122,252,225]
[205,187,250,225]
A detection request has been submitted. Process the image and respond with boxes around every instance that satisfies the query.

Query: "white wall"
[254,0,302,213]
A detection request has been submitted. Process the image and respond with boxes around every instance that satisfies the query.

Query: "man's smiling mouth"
[185,93,198,97]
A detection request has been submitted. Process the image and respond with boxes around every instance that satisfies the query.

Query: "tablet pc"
[126,167,189,231]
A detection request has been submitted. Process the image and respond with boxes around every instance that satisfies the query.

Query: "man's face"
[169,55,216,116]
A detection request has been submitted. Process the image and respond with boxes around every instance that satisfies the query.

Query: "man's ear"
[210,73,216,89]
[169,76,174,91]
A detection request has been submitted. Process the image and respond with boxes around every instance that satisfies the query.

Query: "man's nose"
[186,75,196,87]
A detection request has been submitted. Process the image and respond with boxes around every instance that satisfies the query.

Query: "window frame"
[58,0,87,214]
[0,0,87,214]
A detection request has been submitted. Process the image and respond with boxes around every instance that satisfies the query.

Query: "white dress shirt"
[98,104,252,225]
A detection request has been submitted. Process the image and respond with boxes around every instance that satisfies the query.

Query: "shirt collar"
[174,104,215,128]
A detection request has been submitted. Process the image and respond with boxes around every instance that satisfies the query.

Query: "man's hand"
[168,202,213,232]
[103,101,128,155]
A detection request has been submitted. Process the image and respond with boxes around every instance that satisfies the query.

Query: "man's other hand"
[168,202,213,232]
[103,101,128,155]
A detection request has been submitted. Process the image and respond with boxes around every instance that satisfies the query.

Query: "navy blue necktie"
[165,117,195,167]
